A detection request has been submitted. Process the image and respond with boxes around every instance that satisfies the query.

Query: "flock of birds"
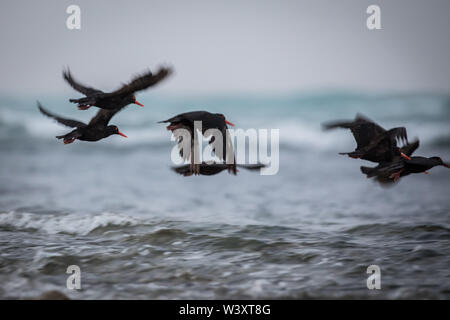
[323,114,449,184]
[37,66,260,176]
[38,66,449,182]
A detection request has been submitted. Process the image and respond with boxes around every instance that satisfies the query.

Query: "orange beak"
[400,152,411,160]
[118,131,128,138]
[225,120,235,127]
[134,100,144,107]
[444,163,450,168]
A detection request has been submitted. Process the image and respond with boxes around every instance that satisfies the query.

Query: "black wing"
[158,111,208,125]
[361,161,404,178]
[323,114,386,150]
[38,102,86,128]
[63,69,103,96]
[362,127,408,156]
[108,67,172,97]
[88,106,127,126]
[400,139,419,157]
[172,163,228,176]
[172,163,266,176]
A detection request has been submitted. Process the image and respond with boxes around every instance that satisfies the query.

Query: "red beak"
[444,164,450,168]
[134,100,144,107]
[225,120,235,127]
[118,131,128,138]
[400,152,411,161]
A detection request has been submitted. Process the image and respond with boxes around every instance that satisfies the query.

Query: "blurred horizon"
[1,0,450,95]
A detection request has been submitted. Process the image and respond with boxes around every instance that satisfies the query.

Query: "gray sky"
[1,0,450,95]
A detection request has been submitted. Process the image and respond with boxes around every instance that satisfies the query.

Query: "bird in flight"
[159,111,236,175]
[172,162,265,176]
[38,101,128,144]
[63,67,172,110]
[322,113,411,163]
[361,140,449,183]
[323,114,449,183]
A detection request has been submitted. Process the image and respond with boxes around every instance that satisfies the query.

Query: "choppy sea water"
[0,92,449,299]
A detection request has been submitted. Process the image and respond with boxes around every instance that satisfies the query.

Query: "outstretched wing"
[400,139,419,157]
[63,69,103,96]
[172,163,228,176]
[360,160,405,182]
[88,105,128,126]
[323,114,386,150]
[363,127,408,154]
[172,163,265,176]
[37,102,86,128]
[108,67,173,97]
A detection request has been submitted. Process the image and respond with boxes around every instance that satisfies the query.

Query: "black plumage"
[360,139,419,183]
[362,154,450,183]
[172,163,265,176]
[323,114,409,163]
[63,67,172,110]
[158,111,236,175]
[38,102,128,144]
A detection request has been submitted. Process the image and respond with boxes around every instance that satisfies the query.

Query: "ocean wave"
[429,135,450,148]
[1,93,449,151]
[343,223,450,240]
[0,211,140,235]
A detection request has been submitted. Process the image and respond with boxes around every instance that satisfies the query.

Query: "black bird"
[388,156,450,181]
[323,114,411,163]
[38,102,128,144]
[361,138,450,182]
[360,139,419,183]
[63,67,172,110]
[172,162,266,176]
[158,111,236,174]
[362,155,450,183]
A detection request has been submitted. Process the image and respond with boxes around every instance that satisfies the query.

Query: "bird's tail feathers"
[360,166,378,177]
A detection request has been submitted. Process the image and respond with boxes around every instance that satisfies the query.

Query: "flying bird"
[361,139,449,182]
[172,162,266,176]
[38,102,128,144]
[387,156,450,181]
[63,67,172,110]
[159,111,236,175]
[322,114,411,163]
[360,139,419,183]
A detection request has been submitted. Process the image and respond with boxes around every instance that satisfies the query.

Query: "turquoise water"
[0,92,449,299]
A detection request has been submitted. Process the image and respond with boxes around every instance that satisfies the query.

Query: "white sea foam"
[0,211,139,235]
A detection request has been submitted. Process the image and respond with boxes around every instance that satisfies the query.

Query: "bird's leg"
[424,171,430,175]
[194,163,200,175]
[78,105,91,110]
[389,169,404,182]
